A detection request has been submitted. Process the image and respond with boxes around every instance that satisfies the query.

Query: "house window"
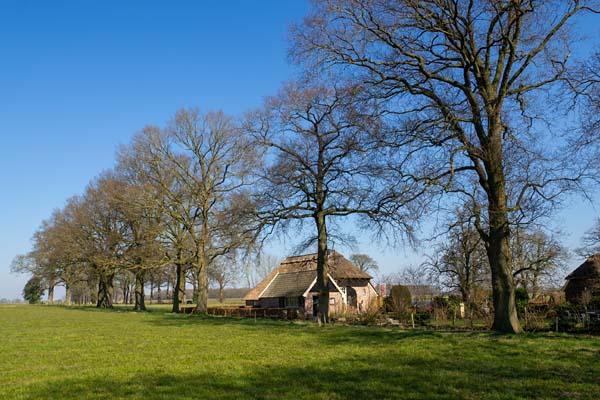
[285,297,299,308]
[329,298,336,305]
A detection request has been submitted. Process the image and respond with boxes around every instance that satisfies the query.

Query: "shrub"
[515,287,529,316]
[357,299,385,325]
[413,311,432,326]
[23,277,44,304]
[385,285,412,317]
[552,303,582,332]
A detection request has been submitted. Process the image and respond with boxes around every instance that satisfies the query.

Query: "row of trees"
[12,110,265,312]
[12,1,600,333]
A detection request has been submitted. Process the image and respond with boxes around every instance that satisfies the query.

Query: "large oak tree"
[248,83,424,322]
[293,0,598,332]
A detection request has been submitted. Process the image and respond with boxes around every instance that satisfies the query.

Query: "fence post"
[411,312,415,329]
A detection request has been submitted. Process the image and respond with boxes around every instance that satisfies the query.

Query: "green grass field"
[1,305,598,399]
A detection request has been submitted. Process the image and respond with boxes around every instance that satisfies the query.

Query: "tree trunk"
[487,229,521,333]
[64,284,71,306]
[133,270,146,311]
[172,262,186,313]
[47,283,55,305]
[196,219,210,313]
[460,285,471,308]
[314,212,329,323]
[192,277,198,304]
[157,284,162,304]
[477,120,521,334]
[485,135,522,333]
[96,272,114,308]
[219,281,225,304]
[123,283,129,304]
[150,281,154,304]
[196,256,209,313]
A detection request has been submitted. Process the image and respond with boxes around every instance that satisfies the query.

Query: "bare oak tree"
[350,253,379,274]
[511,229,568,296]
[293,0,599,332]
[248,83,423,322]
[131,109,257,313]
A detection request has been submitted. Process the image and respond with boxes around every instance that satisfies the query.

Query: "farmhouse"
[244,251,378,318]
[564,254,600,303]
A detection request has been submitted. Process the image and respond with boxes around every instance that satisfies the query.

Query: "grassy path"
[0,305,598,399]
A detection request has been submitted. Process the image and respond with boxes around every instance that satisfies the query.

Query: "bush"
[385,285,412,317]
[23,277,44,304]
[587,317,600,333]
[552,303,583,332]
[331,299,384,326]
[414,311,432,326]
[515,287,529,316]
[357,299,385,325]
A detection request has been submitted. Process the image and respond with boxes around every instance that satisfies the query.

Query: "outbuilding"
[564,254,600,303]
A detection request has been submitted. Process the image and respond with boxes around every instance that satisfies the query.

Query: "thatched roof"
[566,254,600,281]
[244,251,371,301]
[261,271,316,298]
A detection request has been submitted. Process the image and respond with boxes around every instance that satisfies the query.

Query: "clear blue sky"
[0,1,598,300]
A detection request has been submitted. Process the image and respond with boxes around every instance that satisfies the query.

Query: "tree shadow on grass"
[17,308,600,399]
[19,347,600,400]
[61,304,600,349]
[61,305,600,346]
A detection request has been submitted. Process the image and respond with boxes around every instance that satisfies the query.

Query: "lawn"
[0,305,598,400]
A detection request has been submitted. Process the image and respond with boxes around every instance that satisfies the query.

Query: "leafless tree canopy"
[247,82,427,321]
[577,217,600,257]
[14,109,258,311]
[291,0,599,332]
[424,208,489,306]
[350,253,379,274]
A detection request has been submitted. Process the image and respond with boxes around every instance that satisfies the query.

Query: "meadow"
[0,305,598,400]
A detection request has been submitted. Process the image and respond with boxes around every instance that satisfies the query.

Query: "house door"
[346,287,357,309]
[312,295,319,317]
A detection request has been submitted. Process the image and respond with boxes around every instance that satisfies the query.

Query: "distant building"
[243,251,378,318]
[404,285,440,304]
[564,254,600,303]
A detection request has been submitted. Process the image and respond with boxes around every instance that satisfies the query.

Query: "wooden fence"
[206,306,301,320]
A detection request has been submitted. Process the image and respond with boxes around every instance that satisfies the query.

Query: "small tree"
[209,255,241,303]
[23,277,44,304]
